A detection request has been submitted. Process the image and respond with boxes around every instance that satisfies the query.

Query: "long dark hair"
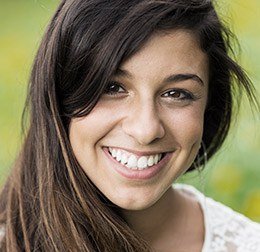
[0,0,258,251]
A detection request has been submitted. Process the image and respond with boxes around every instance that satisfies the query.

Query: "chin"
[106,186,166,211]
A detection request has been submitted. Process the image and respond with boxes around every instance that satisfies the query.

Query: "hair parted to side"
[0,0,258,251]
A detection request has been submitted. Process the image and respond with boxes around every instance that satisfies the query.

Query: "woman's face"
[69,30,209,210]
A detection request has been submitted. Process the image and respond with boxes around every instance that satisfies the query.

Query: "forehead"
[119,29,209,85]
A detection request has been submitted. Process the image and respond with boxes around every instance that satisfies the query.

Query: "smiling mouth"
[107,147,167,171]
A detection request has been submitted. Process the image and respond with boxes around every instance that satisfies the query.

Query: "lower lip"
[103,147,174,180]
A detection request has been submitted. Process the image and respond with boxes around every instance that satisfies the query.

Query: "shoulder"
[174,183,260,252]
[204,195,260,252]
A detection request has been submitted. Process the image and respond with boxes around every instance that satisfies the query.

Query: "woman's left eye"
[103,81,126,96]
[162,89,194,101]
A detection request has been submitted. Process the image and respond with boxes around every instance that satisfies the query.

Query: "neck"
[121,186,185,242]
[120,185,205,251]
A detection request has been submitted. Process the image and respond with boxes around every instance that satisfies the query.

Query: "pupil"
[170,91,180,98]
[106,84,118,92]
[110,85,116,91]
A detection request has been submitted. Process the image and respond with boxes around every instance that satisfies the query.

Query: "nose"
[121,100,165,145]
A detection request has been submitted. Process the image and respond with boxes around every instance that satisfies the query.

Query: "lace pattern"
[205,197,260,252]
[174,184,260,252]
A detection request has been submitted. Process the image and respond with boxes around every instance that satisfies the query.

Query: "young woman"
[0,0,259,251]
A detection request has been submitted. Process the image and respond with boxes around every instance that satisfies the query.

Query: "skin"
[69,30,208,251]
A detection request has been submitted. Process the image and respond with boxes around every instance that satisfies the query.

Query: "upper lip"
[105,146,172,156]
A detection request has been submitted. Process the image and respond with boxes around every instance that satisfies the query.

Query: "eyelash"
[103,81,195,101]
[161,89,194,101]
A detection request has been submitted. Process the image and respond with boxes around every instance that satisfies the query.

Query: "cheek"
[68,111,110,177]
[69,104,120,145]
[162,106,205,145]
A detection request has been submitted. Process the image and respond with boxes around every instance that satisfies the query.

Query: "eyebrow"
[114,68,204,86]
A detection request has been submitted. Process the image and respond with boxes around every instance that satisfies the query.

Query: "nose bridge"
[122,97,165,145]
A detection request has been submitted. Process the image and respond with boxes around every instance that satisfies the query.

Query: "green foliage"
[0,0,259,220]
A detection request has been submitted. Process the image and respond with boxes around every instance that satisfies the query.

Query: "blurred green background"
[0,0,259,221]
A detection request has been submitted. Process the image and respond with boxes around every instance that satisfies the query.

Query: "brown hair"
[0,0,258,251]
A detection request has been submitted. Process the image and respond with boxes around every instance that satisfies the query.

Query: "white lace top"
[174,183,260,252]
[0,184,260,251]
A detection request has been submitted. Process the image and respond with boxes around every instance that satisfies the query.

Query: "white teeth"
[116,150,122,162]
[108,147,164,170]
[137,156,148,169]
[120,153,128,164]
[154,154,159,164]
[112,149,117,158]
[126,155,138,169]
[147,156,154,166]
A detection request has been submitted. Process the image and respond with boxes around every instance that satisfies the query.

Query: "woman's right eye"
[103,81,126,96]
